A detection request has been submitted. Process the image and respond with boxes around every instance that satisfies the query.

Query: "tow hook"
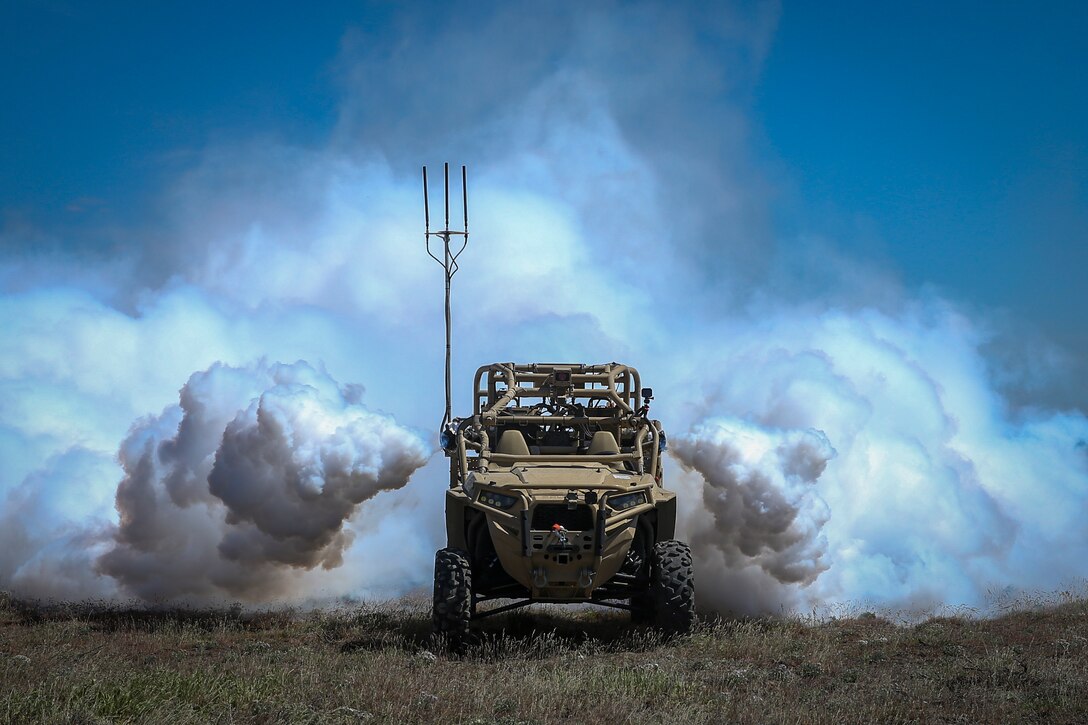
[549,524,575,565]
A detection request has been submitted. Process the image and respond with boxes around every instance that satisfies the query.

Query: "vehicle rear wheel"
[432,548,472,647]
[649,540,695,634]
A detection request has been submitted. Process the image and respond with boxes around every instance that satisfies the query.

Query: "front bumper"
[480,486,656,600]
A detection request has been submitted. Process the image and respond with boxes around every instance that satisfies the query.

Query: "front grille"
[532,504,594,531]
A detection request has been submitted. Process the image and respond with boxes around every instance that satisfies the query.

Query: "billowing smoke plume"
[671,420,833,612]
[96,361,429,602]
[2,3,1086,613]
[666,302,1087,614]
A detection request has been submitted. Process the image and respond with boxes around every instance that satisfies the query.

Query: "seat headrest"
[587,430,620,456]
[496,429,530,457]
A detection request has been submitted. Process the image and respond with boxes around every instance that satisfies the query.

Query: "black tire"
[649,540,695,634]
[432,548,472,646]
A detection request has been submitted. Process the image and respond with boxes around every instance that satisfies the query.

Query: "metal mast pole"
[424,163,469,431]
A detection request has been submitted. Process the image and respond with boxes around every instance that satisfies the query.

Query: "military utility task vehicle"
[433,363,695,641]
[421,165,694,644]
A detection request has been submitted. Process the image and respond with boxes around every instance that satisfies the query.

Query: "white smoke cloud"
[675,422,833,578]
[665,300,1087,614]
[670,420,834,614]
[96,361,430,602]
[0,446,117,601]
[1,3,1086,615]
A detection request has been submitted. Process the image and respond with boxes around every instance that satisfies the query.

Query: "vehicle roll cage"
[445,362,664,486]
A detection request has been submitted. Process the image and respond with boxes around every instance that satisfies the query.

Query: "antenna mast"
[423,163,469,430]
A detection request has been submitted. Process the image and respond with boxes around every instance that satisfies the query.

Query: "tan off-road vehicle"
[432,362,695,643]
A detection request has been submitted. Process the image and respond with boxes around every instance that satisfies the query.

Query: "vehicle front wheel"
[649,540,695,634]
[432,548,472,648]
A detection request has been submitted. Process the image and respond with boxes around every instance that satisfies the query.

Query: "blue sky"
[1,2,352,219]
[754,2,1088,356]
[1,0,1086,390]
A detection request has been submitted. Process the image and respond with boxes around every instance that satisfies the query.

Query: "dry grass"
[2,590,1087,724]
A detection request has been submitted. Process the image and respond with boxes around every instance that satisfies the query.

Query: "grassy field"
[2,590,1087,724]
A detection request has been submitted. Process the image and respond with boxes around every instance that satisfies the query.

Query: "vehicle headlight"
[479,490,518,510]
[609,491,646,511]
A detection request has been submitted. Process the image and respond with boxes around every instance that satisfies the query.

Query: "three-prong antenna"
[423,163,469,430]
